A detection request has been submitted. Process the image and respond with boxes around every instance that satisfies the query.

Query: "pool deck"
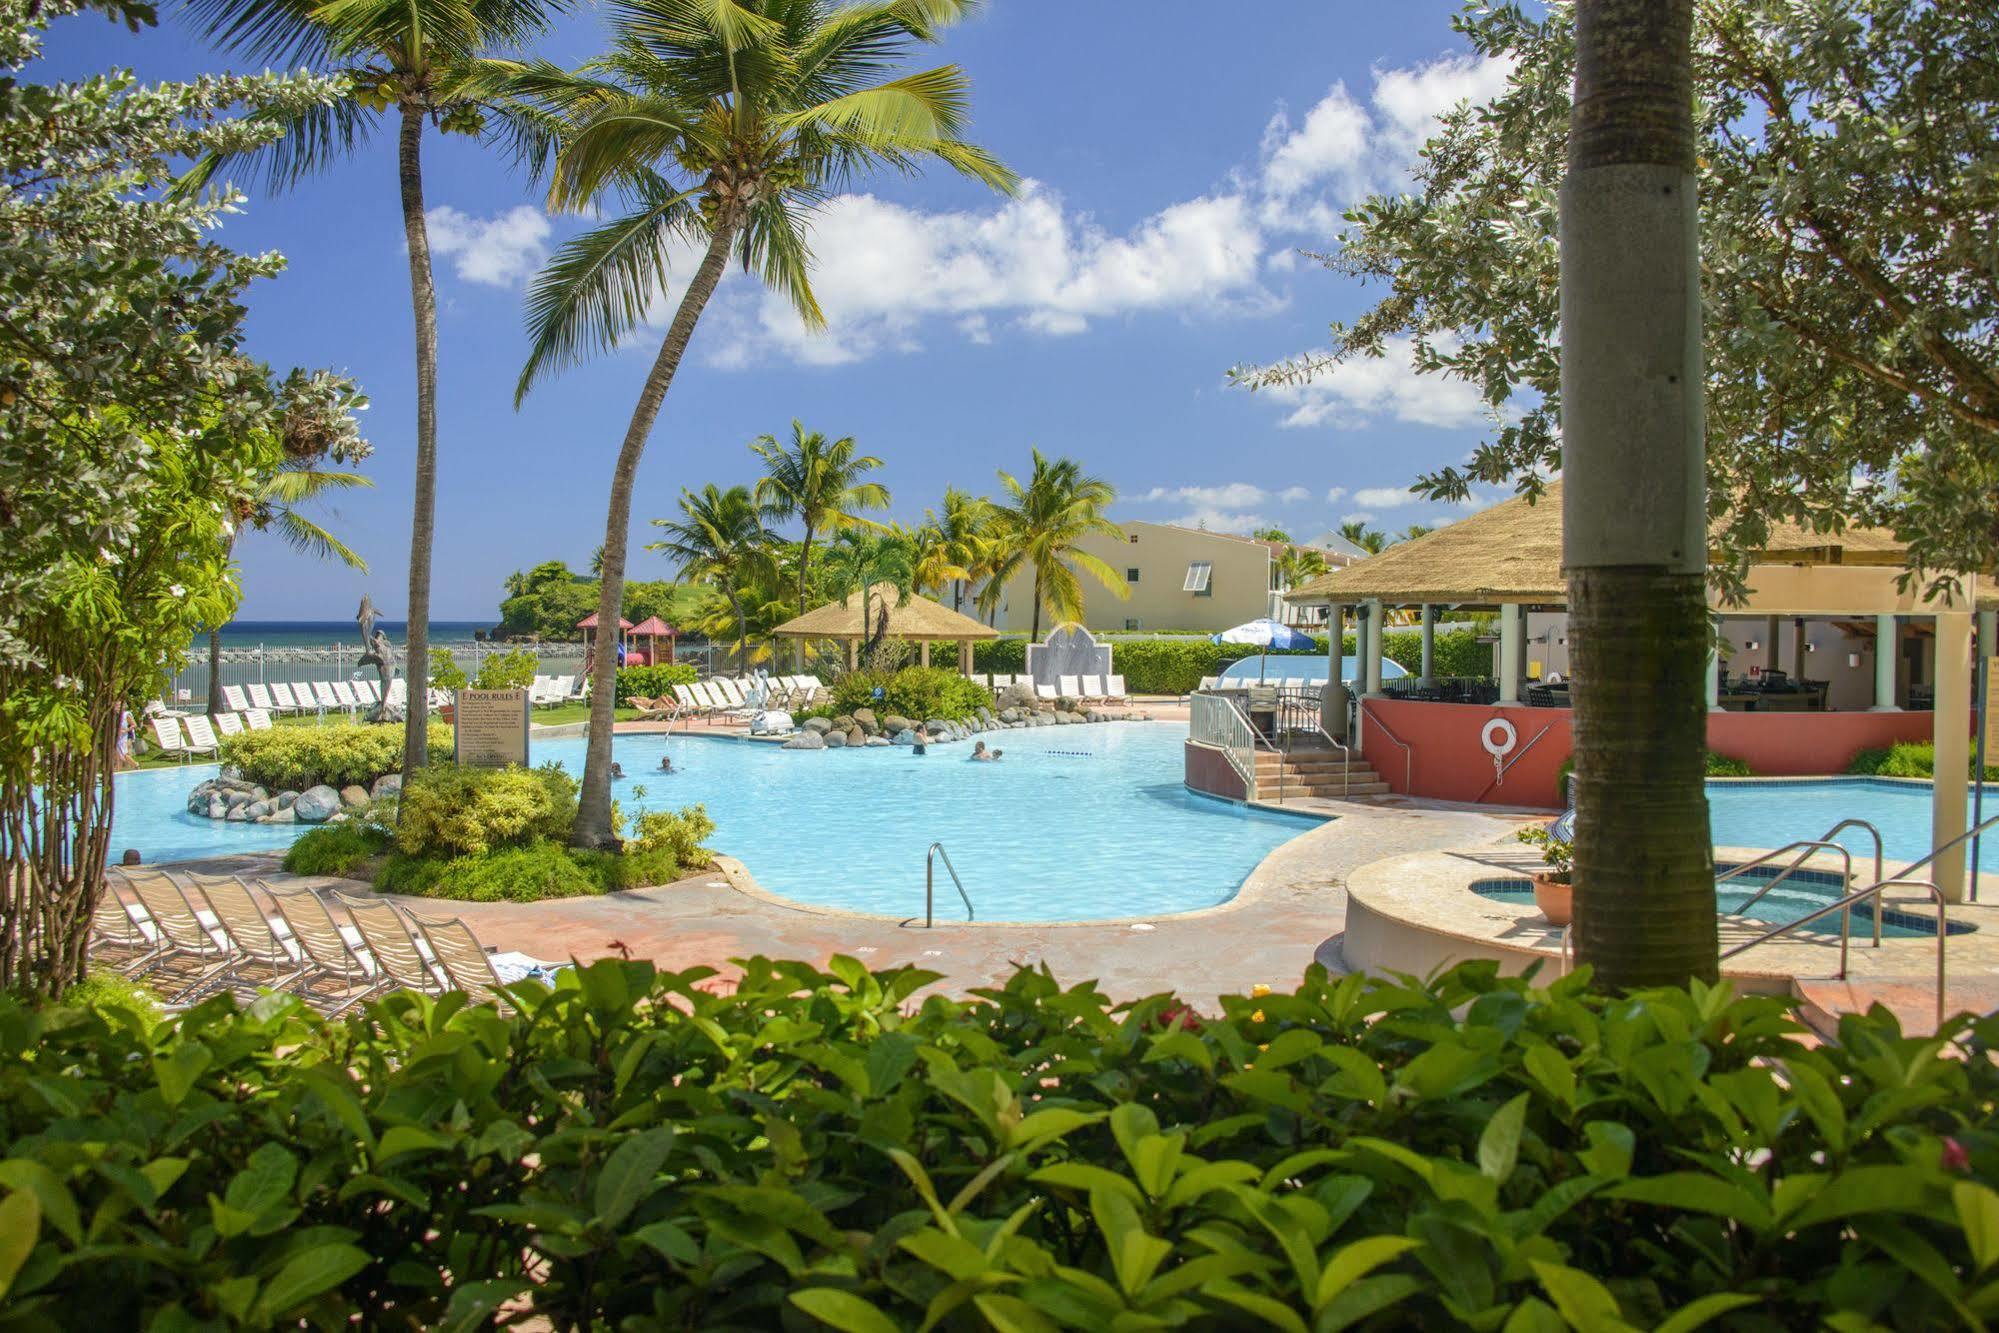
[172,795,1520,1012]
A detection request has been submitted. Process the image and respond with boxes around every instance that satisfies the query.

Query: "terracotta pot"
[1531,874,1573,926]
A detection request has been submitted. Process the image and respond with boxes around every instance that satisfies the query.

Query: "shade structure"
[772,584,998,673]
[1212,618,1316,650]
[576,612,635,631]
[628,614,677,666]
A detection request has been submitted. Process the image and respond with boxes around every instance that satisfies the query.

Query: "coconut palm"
[1400,523,1434,542]
[982,450,1126,640]
[1562,0,1716,986]
[902,519,971,603]
[751,423,893,619]
[1338,520,1390,555]
[820,528,916,660]
[644,483,771,669]
[183,0,570,780]
[513,1,1011,848]
[930,487,992,614]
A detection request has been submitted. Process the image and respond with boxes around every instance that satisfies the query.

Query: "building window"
[1126,567,1140,584]
[1129,533,1140,544]
[1125,617,1141,631]
[1184,560,1213,594]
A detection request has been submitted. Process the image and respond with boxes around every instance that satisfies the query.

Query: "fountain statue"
[355,595,403,723]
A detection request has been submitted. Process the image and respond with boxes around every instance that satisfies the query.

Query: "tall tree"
[983,450,1126,640]
[1561,0,1716,986]
[930,487,992,613]
[1338,520,1389,555]
[1239,0,1999,590]
[644,483,771,668]
[820,528,916,660]
[514,0,1013,850]
[751,423,892,619]
[184,0,571,780]
[902,519,970,603]
[206,372,373,715]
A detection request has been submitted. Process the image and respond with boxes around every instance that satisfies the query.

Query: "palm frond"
[174,92,379,198]
[184,0,331,66]
[272,510,370,570]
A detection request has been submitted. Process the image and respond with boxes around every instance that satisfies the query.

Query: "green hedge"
[613,663,698,704]
[219,722,455,791]
[830,666,992,721]
[973,629,1489,694]
[1848,741,1999,781]
[4,962,1995,1327]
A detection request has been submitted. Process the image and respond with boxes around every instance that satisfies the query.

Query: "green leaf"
[375,1125,452,1165]
[790,1287,899,1333]
[1957,1182,1999,1271]
[1206,1279,1309,1333]
[1577,1122,1634,1180]
[1313,1236,1421,1311]
[1091,1186,1172,1295]
[1522,1045,1576,1109]
[593,1127,674,1228]
[1478,1093,1529,1183]
[0,1189,40,1301]
[632,1221,700,1265]
[1529,1259,1637,1332]
[0,1161,80,1244]
[974,1292,1063,1333]
[439,1279,534,1333]
[1607,1174,1771,1230]
[1008,1107,1102,1154]
[1653,1293,1762,1333]
[223,1143,297,1221]
[153,1041,213,1108]
[249,1243,370,1323]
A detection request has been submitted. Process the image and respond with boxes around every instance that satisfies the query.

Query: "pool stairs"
[1252,745,1389,801]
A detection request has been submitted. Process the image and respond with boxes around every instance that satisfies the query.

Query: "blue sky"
[47,1,1510,621]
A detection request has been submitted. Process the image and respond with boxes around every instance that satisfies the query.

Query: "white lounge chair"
[148,715,187,761]
[1035,682,1059,701]
[267,681,300,713]
[1196,676,1220,692]
[355,679,381,704]
[550,675,575,705]
[181,714,221,758]
[1079,675,1104,701]
[262,883,381,1014]
[1058,675,1080,699]
[409,913,513,1011]
[213,712,244,739]
[386,680,409,712]
[115,869,234,1000]
[330,680,359,711]
[221,684,251,713]
[243,708,273,731]
[333,891,447,996]
[310,680,340,711]
[1105,675,1129,702]
[246,683,275,712]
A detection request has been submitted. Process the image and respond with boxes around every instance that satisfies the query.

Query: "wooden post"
[920,640,931,668]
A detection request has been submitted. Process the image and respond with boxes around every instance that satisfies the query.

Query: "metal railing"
[1190,691,1266,799]
[1274,688,1351,799]
[1357,700,1413,793]
[1717,819,1884,944]
[1721,875,1949,1027]
[922,842,974,928]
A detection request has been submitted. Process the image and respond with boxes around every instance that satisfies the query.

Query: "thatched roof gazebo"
[771,583,998,672]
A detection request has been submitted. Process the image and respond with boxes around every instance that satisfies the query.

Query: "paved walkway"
[215,796,1516,1011]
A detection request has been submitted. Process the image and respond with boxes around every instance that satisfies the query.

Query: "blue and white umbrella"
[1212,618,1317,681]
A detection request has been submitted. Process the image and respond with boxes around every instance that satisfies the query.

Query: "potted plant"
[1516,824,1573,926]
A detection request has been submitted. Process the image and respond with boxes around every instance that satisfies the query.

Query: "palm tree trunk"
[1563,0,1715,988]
[206,627,224,717]
[397,104,440,780]
[797,526,815,618]
[573,221,738,850]
[1030,571,1042,642]
[729,587,748,669]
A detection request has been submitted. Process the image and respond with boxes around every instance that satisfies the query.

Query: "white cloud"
[426,205,550,287]
[1341,511,1375,526]
[1132,482,1314,510]
[1372,53,1517,161]
[1325,486,1347,503]
[1352,485,1418,509]
[1278,485,1311,503]
[1262,335,1487,430]
[1259,83,1370,202]
[1168,507,1273,536]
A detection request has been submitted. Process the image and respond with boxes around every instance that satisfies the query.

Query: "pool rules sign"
[454,689,529,768]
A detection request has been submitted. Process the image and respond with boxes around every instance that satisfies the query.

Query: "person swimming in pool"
[658,754,674,773]
[912,724,928,756]
[610,761,625,779]
[969,741,993,761]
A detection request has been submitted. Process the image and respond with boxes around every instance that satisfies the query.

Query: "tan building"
[990,521,1352,635]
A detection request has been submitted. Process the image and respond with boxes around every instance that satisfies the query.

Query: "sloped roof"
[771,584,999,641]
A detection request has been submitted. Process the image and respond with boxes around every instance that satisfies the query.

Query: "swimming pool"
[1706,778,1998,880]
[111,723,1314,922]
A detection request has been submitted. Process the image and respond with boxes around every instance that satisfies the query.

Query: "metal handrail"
[1275,687,1352,799]
[924,842,974,928]
[1192,692,1282,801]
[1357,700,1414,793]
[1721,874,1949,1027]
[1718,819,1885,944]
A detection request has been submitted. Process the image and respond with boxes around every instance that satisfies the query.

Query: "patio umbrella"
[1212,618,1317,682]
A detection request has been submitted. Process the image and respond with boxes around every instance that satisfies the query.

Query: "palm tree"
[1338,520,1391,555]
[820,528,916,660]
[512,0,1012,849]
[931,487,992,614]
[903,519,970,602]
[982,450,1126,640]
[751,423,893,619]
[184,0,569,781]
[644,484,771,668]
[1400,523,1434,542]
[1562,0,1716,986]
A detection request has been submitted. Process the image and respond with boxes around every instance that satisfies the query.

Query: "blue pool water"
[111,723,1312,922]
[1472,865,1960,939]
[1706,778,1999,879]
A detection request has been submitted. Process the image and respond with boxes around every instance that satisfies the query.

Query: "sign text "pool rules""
[454,689,530,769]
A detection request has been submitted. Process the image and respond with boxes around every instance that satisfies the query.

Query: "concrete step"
[1263,778,1391,798]
[1790,976,1998,1042]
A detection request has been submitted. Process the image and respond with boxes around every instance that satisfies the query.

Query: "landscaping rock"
[276,791,298,810]
[803,716,833,735]
[865,736,892,747]
[225,789,252,809]
[294,786,341,824]
[340,784,370,808]
[976,707,996,727]
[832,714,855,732]
[266,806,296,824]
[225,805,249,822]
[853,707,878,732]
[892,728,917,746]
[846,726,866,747]
[371,773,402,801]
[250,785,269,803]
[822,729,848,748]
[783,731,826,750]
[207,799,227,819]
[925,718,953,739]
[244,800,271,819]
[882,714,913,736]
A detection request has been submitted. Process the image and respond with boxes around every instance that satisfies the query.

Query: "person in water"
[912,724,928,756]
[658,754,674,773]
[970,741,994,761]
[610,761,625,780]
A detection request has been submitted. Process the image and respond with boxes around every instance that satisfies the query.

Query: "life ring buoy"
[1480,717,1518,757]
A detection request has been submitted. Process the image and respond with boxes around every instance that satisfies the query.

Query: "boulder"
[892,728,917,746]
[244,800,271,819]
[999,707,1019,723]
[225,805,249,822]
[865,736,892,747]
[294,785,341,824]
[1055,711,1077,724]
[276,791,299,810]
[251,785,270,803]
[225,789,252,810]
[832,714,855,732]
[340,784,371,808]
[976,707,997,727]
[371,773,402,800]
[882,714,913,736]
[207,799,227,820]
[846,726,866,748]
[853,707,878,732]
[265,806,297,825]
[803,716,834,735]
[926,719,953,739]
[186,791,209,816]
[783,731,826,750]
[823,729,848,747]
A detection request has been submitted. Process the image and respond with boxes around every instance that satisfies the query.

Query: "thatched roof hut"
[772,584,997,670]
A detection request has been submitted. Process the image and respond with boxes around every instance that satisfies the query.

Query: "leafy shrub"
[393,763,577,859]
[1706,751,1754,777]
[1849,741,1999,781]
[629,803,714,869]
[832,666,992,721]
[614,662,698,704]
[282,821,392,877]
[474,646,539,691]
[7,961,1998,1328]
[220,722,454,791]
[1516,823,1572,880]
[377,838,677,900]
[426,646,468,692]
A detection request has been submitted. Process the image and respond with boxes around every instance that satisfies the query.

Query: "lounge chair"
[90,874,158,968]
[356,679,382,704]
[549,675,575,705]
[268,681,300,713]
[181,873,310,995]
[148,715,188,761]
[1105,675,1129,702]
[630,696,675,721]
[1057,675,1080,699]
[181,714,221,759]
[1079,675,1104,701]
[409,913,512,1010]
[332,891,446,996]
[245,683,275,713]
[330,680,360,712]
[221,684,251,713]
[262,883,381,1014]
[310,680,340,711]
[567,675,590,702]
[1034,681,1059,701]
[1196,676,1220,692]
[243,708,273,732]
[115,869,235,1000]
[669,684,703,720]
[386,680,409,713]
[213,711,244,739]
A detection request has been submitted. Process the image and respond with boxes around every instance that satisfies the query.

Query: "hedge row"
[3,962,1994,1327]
[613,663,698,704]
[1848,741,1999,781]
[971,629,1491,694]
[217,722,455,790]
